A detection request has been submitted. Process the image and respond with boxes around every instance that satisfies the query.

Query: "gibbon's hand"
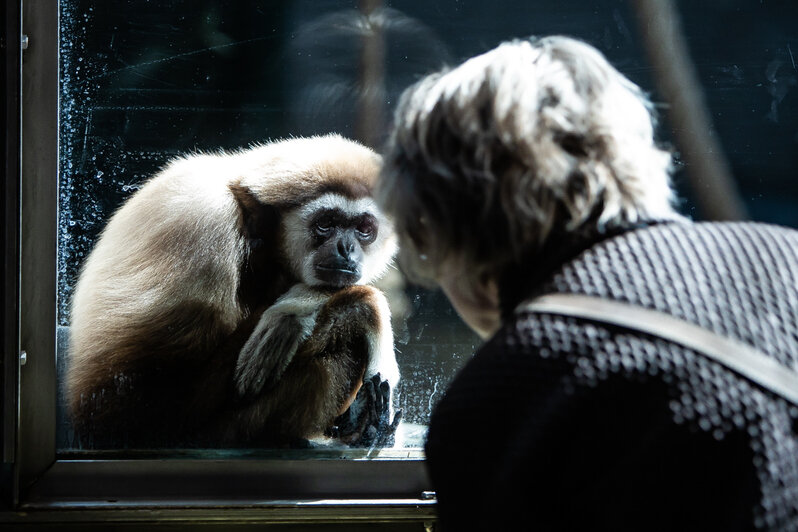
[332,373,402,447]
[234,284,326,400]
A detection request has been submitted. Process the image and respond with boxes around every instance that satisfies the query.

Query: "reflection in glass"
[57,0,798,454]
[57,0,474,455]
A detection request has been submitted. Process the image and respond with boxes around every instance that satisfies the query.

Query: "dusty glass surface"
[57,0,798,454]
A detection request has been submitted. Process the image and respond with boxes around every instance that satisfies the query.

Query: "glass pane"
[57,0,798,454]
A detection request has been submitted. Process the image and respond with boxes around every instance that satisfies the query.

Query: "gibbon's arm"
[304,285,400,446]
[362,284,399,389]
[234,284,328,399]
[228,284,399,445]
[302,284,399,412]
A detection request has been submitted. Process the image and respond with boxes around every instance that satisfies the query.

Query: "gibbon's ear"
[229,182,281,244]
[230,182,289,310]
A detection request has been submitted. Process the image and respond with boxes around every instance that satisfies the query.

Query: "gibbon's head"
[237,135,397,289]
[282,191,397,288]
[231,135,397,288]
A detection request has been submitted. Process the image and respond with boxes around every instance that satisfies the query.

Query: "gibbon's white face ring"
[282,192,397,287]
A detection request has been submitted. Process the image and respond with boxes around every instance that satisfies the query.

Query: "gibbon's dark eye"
[356,217,377,242]
[314,221,333,236]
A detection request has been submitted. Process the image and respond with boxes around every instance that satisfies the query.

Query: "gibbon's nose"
[316,234,363,287]
[337,235,356,260]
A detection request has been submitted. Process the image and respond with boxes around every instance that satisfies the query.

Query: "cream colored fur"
[67,134,400,445]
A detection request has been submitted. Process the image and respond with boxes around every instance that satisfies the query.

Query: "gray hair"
[377,36,682,283]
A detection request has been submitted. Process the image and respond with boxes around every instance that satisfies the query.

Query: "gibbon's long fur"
[66,134,399,447]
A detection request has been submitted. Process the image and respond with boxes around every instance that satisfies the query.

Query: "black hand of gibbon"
[331,373,402,447]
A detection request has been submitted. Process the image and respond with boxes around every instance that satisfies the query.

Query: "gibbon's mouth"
[315,264,361,287]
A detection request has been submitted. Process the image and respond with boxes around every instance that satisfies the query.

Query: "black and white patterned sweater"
[426,221,798,531]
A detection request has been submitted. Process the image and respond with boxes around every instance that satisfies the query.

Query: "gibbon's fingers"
[375,408,403,448]
[370,373,401,447]
[371,373,384,415]
[335,373,401,447]
[334,378,376,444]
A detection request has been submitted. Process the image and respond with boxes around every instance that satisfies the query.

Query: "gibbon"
[66,135,400,448]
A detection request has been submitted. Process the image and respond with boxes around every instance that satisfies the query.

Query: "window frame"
[2,0,436,526]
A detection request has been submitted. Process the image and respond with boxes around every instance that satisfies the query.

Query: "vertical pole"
[630,0,748,220]
[2,0,23,508]
[18,0,59,493]
[355,0,386,149]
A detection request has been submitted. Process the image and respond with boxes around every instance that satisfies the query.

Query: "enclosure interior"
[56,0,798,454]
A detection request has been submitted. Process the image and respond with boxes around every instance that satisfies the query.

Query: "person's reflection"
[285,6,450,149]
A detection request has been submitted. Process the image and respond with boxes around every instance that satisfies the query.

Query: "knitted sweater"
[425,221,798,531]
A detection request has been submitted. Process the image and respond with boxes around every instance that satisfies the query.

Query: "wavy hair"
[377,36,682,284]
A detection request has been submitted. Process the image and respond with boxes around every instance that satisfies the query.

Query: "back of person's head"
[378,35,681,285]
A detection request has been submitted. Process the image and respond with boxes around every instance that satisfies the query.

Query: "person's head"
[377,36,681,338]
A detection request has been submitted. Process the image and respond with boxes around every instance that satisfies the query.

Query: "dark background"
[56,0,798,440]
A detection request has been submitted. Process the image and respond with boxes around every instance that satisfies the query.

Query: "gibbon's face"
[282,192,397,288]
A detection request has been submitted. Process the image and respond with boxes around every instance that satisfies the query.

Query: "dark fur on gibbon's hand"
[66,135,400,448]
